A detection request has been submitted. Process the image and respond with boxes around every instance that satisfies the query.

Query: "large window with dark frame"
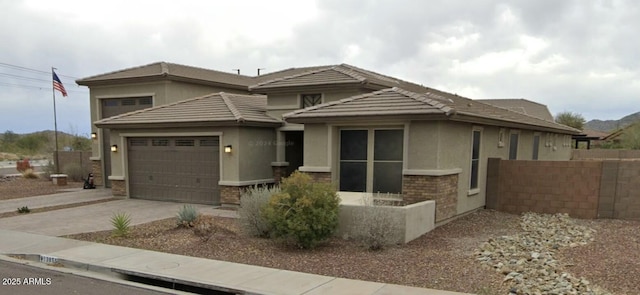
[339,128,403,194]
[301,93,322,108]
[470,129,481,190]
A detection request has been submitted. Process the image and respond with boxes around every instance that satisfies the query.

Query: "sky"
[1,0,638,136]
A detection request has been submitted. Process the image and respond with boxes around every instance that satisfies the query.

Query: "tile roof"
[476,98,555,121]
[94,92,281,128]
[249,64,401,91]
[284,87,454,119]
[77,62,331,88]
[284,87,581,134]
[76,62,255,87]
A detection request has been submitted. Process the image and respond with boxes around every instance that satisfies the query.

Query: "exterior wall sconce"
[91,132,97,140]
[224,145,232,153]
[111,144,118,152]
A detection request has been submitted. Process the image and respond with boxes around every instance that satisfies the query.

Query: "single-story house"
[77,62,580,223]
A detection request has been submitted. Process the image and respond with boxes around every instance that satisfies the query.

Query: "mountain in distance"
[584,111,640,132]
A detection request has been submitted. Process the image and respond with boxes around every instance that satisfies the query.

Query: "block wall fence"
[486,158,640,220]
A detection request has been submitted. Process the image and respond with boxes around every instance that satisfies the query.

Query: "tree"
[2,130,19,143]
[555,111,586,130]
[621,123,640,150]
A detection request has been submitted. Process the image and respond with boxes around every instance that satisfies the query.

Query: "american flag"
[52,70,67,97]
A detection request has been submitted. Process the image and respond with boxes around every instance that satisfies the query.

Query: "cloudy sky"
[1,0,638,135]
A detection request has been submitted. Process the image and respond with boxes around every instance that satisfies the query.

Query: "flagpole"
[52,67,60,174]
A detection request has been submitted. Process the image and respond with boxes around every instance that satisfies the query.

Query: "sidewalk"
[0,229,473,295]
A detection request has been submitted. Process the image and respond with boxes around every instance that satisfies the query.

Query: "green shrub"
[193,215,217,242]
[262,171,340,249]
[238,185,280,238]
[17,206,31,214]
[177,205,199,227]
[21,169,38,179]
[62,163,84,182]
[110,212,131,237]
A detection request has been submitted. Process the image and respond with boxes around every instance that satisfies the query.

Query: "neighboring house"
[77,62,580,223]
[602,121,640,146]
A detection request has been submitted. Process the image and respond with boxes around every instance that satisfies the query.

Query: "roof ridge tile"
[220,92,244,122]
[249,66,336,89]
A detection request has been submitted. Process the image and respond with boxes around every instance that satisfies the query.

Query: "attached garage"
[127,137,220,205]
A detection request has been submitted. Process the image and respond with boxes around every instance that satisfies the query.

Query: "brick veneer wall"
[91,160,103,186]
[402,174,458,222]
[272,166,288,184]
[487,159,602,219]
[304,172,332,183]
[111,179,126,196]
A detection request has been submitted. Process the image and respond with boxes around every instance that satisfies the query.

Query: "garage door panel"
[128,137,220,205]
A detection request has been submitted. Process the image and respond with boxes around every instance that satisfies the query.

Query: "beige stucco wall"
[88,80,248,160]
[265,88,366,120]
[238,127,277,181]
[303,123,329,168]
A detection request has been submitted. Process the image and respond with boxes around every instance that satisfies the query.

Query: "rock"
[474,212,611,295]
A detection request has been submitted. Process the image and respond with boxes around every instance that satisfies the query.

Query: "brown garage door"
[127,137,220,205]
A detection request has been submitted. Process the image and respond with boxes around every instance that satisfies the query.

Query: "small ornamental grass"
[110,212,132,238]
[262,171,340,249]
[238,185,280,238]
[177,205,199,227]
[349,193,403,250]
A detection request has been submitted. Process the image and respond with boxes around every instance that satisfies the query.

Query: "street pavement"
[0,259,176,295]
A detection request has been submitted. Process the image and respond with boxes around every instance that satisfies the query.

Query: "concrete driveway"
[0,190,236,236]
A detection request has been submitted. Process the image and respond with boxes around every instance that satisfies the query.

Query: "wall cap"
[299,166,331,173]
[108,175,125,180]
[90,157,101,161]
[219,179,275,186]
[403,168,462,176]
[271,162,290,167]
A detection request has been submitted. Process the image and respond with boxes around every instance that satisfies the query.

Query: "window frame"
[469,127,482,193]
[508,130,519,160]
[300,93,323,108]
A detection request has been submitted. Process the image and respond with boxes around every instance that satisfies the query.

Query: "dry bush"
[193,215,217,242]
[21,169,39,179]
[238,185,280,238]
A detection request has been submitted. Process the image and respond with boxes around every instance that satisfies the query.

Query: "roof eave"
[449,113,581,134]
[95,120,282,129]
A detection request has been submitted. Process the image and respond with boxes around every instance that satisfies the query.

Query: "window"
[139,97,152,105]
[175,139,195,146]
[301,94,322,108]
[532,134,540,160]
[470,129,481,190]
[129,139,148,146]
[508,132,519,160]
[152,139,169,146]
[339,128,404,194]
[121,99,136,106]
[102,99,119,107]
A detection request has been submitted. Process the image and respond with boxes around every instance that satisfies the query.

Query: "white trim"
[299,166,331,173]
[218,179,275,186]
[467,188,480,196]
[90,157,101,161]
[402,168,462,176]
[271,162,290,167]
[108,175,125,180]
